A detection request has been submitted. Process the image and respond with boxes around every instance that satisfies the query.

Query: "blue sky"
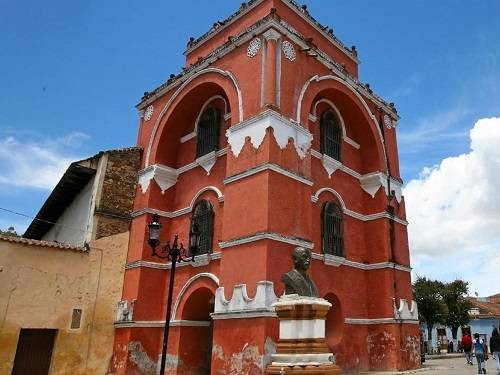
[1,1,499,295]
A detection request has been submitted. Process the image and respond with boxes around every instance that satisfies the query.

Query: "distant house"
[0,147,140,375]
[422,294,500,352]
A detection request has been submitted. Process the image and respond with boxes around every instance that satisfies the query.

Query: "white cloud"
[404,117,500,295]
[0,132,89,190]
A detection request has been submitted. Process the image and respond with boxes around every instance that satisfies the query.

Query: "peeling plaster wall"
[0,232,129,375]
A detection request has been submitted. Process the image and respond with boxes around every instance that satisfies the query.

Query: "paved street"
[361,355,500,375]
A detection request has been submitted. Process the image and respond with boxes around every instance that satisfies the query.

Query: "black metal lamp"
[146,213,199,375]
[189,222,201,256]
[148,213,161,250]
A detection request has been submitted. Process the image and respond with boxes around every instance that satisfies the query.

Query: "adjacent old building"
[0,147,141,375]
[110,1,419,374]
[423,294,500,353]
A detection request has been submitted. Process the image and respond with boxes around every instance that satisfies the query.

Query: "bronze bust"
[281,247,318,297]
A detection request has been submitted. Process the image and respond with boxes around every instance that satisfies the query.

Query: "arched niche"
[153,82,231,167]
[299,76,387,173]
[324,292,344,349]
[146,69,242,167]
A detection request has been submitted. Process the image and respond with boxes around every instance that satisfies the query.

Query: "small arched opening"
[324,292,344,351]
[177,287,215,374]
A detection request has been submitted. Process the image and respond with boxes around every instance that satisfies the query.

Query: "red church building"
[111,1,420,373]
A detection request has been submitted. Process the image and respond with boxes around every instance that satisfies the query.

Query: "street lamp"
[147,213,200,375]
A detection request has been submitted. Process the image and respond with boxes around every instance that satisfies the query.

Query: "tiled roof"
[0,235,87,252]
[470,297,500,318]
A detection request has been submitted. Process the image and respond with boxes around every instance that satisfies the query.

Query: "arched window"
[196,107,221,158]
[320,109,342,161]
[322,201,344,257]
[190,200,214,255]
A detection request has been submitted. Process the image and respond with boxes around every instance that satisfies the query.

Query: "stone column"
[263,28,281,108]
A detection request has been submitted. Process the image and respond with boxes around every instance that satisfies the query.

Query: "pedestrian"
[473,333,487,374]
[490,328,500,373]
[463,333,474,365]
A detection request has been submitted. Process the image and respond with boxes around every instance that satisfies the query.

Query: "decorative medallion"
[247,38,262,58]
[282,40,296,61]
[383,114,392,129]
[144,105,154,121]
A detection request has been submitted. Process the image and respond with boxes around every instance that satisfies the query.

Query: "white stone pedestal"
[266,295,342,374]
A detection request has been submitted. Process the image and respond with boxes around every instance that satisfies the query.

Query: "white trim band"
[344,318,419,325]
[138,149,227,194]
[219,232,314,249]
[131,185,224,219]
[114,320,211,329]
[226,109,312,158]
[223,163,313,186]
[125,252,222,271]
[311,253,411,272]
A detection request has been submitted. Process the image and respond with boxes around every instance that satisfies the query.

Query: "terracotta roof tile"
[0,235,87,252]
[470,297,500,318]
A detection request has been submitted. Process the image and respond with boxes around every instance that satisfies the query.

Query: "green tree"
[413,277,448,341]
[442,279,472,340]
[0,226,19,237]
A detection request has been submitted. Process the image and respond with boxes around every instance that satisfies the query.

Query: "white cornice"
[139,17,397,120]
[344,318,418,325]
[310,252,411,272]
[226,109,312,158]
[219,232,314,250]
[183,1,358,63]
[310,153,404,204]
[213,281,278,320]
[138,148,227,193]
[125,252,222,271]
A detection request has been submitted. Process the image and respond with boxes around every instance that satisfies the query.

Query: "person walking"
[490,328,500,373]
[463,333,474,365]
[473,333,487,374]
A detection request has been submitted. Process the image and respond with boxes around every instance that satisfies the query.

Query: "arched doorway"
[178,287,215,374]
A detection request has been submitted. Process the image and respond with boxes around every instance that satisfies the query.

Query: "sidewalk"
[358,355,498,375]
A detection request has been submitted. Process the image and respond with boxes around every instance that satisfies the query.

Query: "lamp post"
[147,213,200,375]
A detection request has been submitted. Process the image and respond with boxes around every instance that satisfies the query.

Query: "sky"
[0,1,499,296]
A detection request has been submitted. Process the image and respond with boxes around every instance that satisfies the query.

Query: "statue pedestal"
[266,295,342,374]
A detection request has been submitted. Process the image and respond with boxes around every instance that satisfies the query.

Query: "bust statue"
[281,247,318,297]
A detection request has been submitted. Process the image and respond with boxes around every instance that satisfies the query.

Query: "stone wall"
[95,148,141,240]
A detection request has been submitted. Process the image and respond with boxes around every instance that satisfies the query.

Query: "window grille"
[70,309,82,329]
[196,107,221,158]
[320,110,342,161]
[322,201,344,257]
[190,200,214,255]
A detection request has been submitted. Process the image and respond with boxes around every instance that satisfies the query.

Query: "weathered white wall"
[42,178,94,246]
[0,232,130,375]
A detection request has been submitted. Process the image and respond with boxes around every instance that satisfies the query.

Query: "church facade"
[111,1,420,373]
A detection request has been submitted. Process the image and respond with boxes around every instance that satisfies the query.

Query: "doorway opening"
[12,329,57,375]
[178,287,215,374]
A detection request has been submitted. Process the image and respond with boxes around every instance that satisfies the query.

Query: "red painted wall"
[110,2,417,374]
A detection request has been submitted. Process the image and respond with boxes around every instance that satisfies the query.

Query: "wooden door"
[12,329,57,375]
